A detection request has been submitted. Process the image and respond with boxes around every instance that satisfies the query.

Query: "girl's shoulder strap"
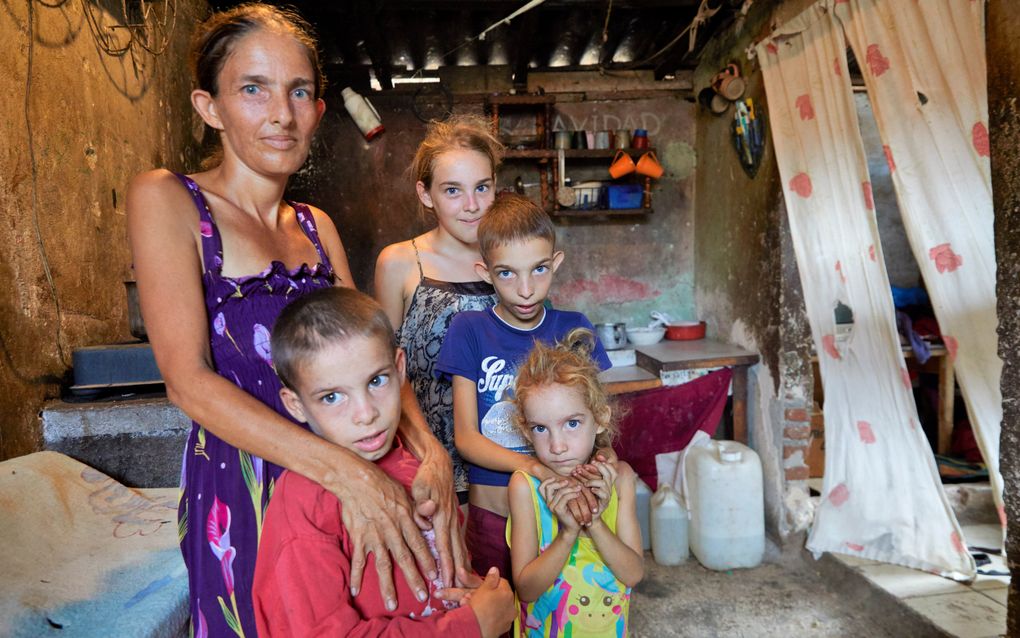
[171,172,222,276]
[410,237,425,281]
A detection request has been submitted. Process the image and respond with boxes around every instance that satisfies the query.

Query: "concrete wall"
[855,92,920,289]
[1,1,206,461]
[987,0,1020,631]
[288,76,697,327]
[692,0,818,539]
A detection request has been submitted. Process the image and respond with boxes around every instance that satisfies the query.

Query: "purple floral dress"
[173,174,335,637]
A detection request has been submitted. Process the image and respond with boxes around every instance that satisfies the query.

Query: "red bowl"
[665,321,706,340]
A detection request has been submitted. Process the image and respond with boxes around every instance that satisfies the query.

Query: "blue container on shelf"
[607,183,643,209]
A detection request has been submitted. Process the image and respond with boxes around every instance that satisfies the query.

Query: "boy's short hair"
[477,193,556,264]
[271,287,396,391]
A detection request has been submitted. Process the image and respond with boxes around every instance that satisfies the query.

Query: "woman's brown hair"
[190,3,325,167]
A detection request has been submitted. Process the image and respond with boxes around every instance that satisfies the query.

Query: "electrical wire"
[81,0,132,56]
[132,0,178,56]
[25,0,71,368]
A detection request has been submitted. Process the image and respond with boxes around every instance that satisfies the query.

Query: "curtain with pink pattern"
[756,4,974,579]
[834,0,1002,531]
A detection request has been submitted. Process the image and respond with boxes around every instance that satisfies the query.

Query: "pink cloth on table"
[612,368,733,490]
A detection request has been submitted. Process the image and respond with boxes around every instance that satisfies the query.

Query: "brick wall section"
[782,401,812,482]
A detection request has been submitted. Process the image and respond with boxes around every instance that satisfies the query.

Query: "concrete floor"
[629,540,951,638]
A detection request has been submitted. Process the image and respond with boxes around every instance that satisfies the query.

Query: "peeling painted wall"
[692,0,816,540]
[289,86,697,327]
[987,0,1020,630]
[1,1,206,460]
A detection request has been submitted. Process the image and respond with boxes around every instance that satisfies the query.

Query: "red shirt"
[253,439,481,637]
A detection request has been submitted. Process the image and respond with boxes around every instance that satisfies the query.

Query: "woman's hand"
[410,448,468,587]
[329,456,437,610]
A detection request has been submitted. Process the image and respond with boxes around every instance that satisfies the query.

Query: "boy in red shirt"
[253,287,515,637]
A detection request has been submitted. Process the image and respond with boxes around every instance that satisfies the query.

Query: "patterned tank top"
[506,472,631,638]
[397,238,496,494]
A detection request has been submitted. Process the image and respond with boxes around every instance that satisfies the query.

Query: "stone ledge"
[41,396,189,488]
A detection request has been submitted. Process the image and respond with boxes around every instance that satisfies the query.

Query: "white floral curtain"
[756,3,974,579]
[834,0,1003,531]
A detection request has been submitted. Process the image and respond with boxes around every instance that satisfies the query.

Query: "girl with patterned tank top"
[507,329,643,638]
[375,116,504,504]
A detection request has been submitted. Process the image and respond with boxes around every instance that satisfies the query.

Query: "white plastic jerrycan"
[341,87,385,140]
[635,477,652,551]
[650,483,688,565]
[685,440,764,570]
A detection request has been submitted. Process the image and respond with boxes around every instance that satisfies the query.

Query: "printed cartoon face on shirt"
[563,563,628,637]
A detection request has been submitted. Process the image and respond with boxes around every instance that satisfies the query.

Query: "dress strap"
[172,173,223,276]
[292,203,336,278]
[410,237,425,281]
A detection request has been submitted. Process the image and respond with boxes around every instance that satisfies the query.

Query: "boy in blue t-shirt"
[435,193,611,583]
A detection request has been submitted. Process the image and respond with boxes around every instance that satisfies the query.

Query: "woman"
[126,5,462,636]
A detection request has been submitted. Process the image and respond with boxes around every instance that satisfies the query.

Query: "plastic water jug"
[635,477,652,551]
[341,87,384,140]
[685,440,764,570]
[650,483,688,565]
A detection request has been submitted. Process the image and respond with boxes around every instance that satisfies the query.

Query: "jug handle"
[726,63,740,77]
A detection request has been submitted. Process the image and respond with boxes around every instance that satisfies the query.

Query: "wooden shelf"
[487,95,556,105]
[504,148,653,159]
[486,93,656,214]
[550,207,652,217]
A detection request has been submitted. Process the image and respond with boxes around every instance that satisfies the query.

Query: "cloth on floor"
[0,451,187,638]
[612,368,732,490]
[936,454,988,483]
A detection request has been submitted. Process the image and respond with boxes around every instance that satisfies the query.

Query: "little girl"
[507,329,644,637]
[375,115,504,503]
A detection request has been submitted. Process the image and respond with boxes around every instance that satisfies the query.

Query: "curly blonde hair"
[512,328,620,452]
[410,115,505,221]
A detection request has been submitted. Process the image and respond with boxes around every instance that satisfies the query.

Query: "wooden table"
[810,343,954,454]
[599,340,760,444]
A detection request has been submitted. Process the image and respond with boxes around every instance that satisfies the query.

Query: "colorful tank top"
[397,238,496,494]
[506,472,631,638]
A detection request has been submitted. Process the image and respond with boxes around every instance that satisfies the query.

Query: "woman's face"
[200,28,325,178]
[417,148,495,245]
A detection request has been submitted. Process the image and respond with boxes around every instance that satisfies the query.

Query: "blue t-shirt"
[435,306,612,487]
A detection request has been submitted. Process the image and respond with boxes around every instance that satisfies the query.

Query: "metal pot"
[595,322,627,350]
[124,280,147,341]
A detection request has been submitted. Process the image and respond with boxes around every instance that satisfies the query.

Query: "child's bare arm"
[509,473,585,602]
[586,462,644,587]
[452,376,551,478]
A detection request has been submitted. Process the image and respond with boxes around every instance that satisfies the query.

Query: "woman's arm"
[397,407,468,588]
[508,474,581,602]
[127,170,435,606]
[374,241,465,587]
[585,462,644,587]
[452,376,551,479]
